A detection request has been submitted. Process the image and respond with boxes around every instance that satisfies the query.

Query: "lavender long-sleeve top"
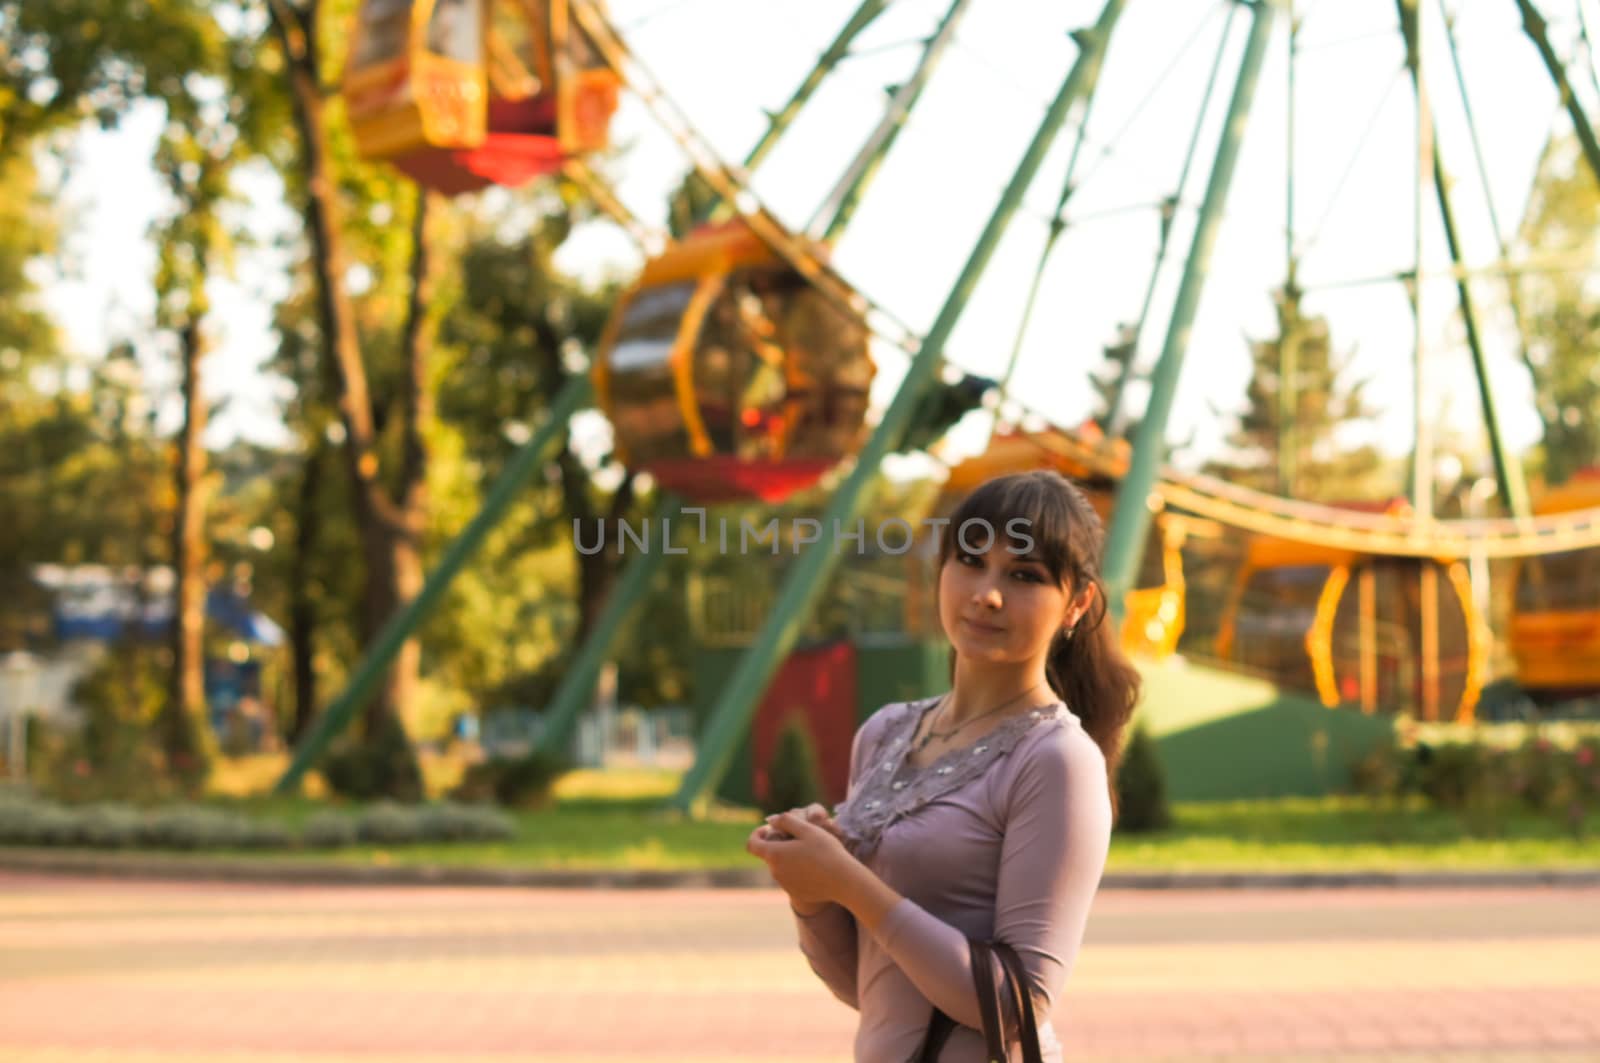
[792,698,1112,1062]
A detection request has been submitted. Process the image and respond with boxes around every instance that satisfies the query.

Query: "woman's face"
[938,535,1082,666]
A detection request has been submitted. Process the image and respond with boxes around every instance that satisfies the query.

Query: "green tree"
[3,0,297,785]
[0,163,177,700]
[1114,723,1171,832]
[433,211,675,711]
[1089,323,1138,437]
[262,0,451,795]
[0,0,217,155]
[1206,285,1385,501]
[1516,134,1600,485]
[666,169,718,239]
[257,282,367,745]
[761,714,825,816]
[147,14,283,786]
[151,138,229,787]
[0,0,225,619]
[0,154,70,635]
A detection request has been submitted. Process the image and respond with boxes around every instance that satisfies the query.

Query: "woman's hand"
[768,802,848,843]
[746,804,860,911]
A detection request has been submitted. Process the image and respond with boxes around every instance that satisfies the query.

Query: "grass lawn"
[180,766,1600,874]
[1108,797,1600,872]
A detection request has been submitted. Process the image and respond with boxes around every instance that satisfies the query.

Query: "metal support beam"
[1102,0,1277,616]
[1406,0,1436,521]
[1278,275,1301,496]
[1359,566,1377,713]
[706,0,894,224]
[1397,0,1532,519]
[274,375,594,794]
[1515,0,1600,188]
[565,0,891,772]
[534,492,682,759]
[1105,0,1241,438]
[810,0,974,243]
[1000,34,1110,400]
[1420,562,1440,721]
[1280,3,1300,496]
[1005,214,1070,405]
[672,0,1129,816]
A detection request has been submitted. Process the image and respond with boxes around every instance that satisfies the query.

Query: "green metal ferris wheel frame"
[278,0,1600,810]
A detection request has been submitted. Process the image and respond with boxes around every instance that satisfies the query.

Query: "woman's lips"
[960,616,1005,634]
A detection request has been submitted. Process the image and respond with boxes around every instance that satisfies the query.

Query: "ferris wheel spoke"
[574,0,1600,561]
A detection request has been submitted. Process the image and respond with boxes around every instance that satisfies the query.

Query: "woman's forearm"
[833,860,904,935]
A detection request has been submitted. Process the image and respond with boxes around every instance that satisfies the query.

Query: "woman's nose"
[970,579,1003,609]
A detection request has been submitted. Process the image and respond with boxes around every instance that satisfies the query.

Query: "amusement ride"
[276,0,1600,813]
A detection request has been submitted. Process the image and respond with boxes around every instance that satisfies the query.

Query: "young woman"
[746,470,1140,1061]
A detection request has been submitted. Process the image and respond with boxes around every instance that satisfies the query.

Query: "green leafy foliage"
[28,646,184,803]
[666,169,719,238]
[1089,324,1138,436]
[760,715,825,817]
[0,792,513,849]
[1517,134,1600,484]
[301,809,361,848]
[900,372,993,455]
[451,748,573,809]
[1348,730,1600,836]
[1205,286,1386,502]
[1114,723,1172,833]
[0,0,222,152]
[320,715,425,803]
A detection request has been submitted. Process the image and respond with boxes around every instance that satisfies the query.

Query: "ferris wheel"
[282,0,1600,806]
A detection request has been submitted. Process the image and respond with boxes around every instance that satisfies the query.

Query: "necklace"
[911,681,1046,755]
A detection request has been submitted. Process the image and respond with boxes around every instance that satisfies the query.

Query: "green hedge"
[1349,730,1600,833]
[0,793,516,851]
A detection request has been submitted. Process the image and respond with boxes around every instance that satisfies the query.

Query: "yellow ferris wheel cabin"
[593,220,876,504]
[343,0,620,195]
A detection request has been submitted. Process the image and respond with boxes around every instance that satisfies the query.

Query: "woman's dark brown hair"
[937,470,1142,812]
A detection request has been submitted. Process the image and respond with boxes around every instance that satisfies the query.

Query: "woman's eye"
[957,552,981,567]
[1012,569,1043,583]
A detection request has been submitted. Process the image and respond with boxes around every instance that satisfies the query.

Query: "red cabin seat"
[392,95,565,196]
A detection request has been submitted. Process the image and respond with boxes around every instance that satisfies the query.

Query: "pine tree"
[1206,286,1385,501]
[1114,724,1171,833]
[761,715,825,816]
[1516,134,1600,485]
[1089,324,1139,437]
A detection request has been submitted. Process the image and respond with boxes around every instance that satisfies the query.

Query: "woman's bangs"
[944,473,1073,581]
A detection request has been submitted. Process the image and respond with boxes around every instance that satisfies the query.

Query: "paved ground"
[3,872,1599,1061]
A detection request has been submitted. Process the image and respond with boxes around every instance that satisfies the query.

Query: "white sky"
[36,0,1600,487]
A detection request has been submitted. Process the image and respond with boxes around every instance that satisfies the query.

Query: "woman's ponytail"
[1045,576,1141,817]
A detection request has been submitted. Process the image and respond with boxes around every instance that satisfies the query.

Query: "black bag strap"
[910,938,1045,1063]
[910,1008,955,1062]
[969,939,1007,1062]
[991,941,1045,1063]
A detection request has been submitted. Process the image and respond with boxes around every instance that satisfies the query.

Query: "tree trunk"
[268,0,420,793]
[288,434,324,744]
[343,191,432,799]
[161,318,214,785]
[360,520,425,740]
[364,187,433,744]
[562,450,632,640]
[532,304,634,644]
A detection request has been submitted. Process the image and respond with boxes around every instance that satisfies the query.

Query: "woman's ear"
[1068,583,1097,628]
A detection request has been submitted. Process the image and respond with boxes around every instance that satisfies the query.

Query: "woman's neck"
[944,656,1053,726]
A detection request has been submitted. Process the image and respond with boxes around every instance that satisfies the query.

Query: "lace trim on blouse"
[832,698,1074,861]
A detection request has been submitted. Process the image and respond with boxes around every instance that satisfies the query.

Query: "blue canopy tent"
[36,567,285,647]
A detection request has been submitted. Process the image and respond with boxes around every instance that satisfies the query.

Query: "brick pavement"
[2,872,1599,1061]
